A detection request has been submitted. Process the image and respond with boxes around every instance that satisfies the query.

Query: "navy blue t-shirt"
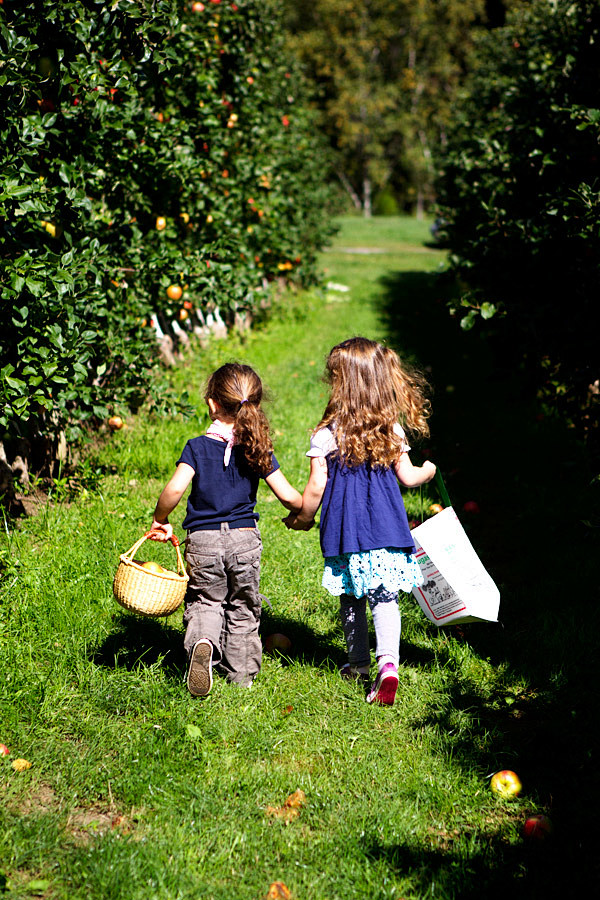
[177,436,279,532]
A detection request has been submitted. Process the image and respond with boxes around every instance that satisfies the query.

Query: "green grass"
[1,215,598,900]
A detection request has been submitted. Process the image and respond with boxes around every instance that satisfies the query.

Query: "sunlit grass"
[1,216,594,900]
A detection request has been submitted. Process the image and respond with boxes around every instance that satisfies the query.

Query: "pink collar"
[206,421,236,466]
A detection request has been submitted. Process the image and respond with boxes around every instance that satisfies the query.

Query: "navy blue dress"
[307,426,424,598]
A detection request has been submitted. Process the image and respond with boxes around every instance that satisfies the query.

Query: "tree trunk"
[416,188,425,220]
[337,170,362,212]
[363,175,372,218]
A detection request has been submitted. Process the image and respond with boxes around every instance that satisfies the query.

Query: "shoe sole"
[187,641,213,697]
[367,671,398,706]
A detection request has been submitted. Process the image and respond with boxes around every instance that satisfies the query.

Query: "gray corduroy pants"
[183,524,263,685]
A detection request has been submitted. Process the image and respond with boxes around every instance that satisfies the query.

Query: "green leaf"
[186,723,203,740]
[480,302,497,320]
[460,310,477,331]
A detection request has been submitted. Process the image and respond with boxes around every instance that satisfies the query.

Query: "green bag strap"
[435,469,452,509]
[416,468,452,525]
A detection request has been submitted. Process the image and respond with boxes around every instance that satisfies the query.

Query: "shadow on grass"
[365,835,590,900]
[377,267,600,894]
[91,614,186,676]
[260,607,437,672]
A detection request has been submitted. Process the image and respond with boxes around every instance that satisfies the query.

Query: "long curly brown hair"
[317,337,432,467]
[204,363,274,476]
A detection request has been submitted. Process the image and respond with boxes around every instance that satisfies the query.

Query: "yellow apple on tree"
[167,284,183,301]
[155,216,167,231]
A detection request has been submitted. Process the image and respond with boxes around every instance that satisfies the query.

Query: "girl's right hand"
[148,521,173,542]
[421,461,437,483]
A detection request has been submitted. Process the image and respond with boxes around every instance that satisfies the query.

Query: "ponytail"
[205,364,274,476]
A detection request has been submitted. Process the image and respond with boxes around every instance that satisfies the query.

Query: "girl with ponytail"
[150,363,301,695]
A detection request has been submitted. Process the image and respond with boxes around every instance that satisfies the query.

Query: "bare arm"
[264,468,303,512]
[284,456,328,531]
[149,462,195,541]
[394,453,436,488]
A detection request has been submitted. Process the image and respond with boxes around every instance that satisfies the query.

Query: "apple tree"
[434,0,600,450]
[0,0,334,489]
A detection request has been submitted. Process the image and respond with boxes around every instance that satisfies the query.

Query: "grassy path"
[1,217,597,900]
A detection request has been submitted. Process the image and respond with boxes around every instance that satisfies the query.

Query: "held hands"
[282,512,315,531]
[148,520,173,542]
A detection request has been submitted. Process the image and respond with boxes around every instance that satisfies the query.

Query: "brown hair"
[317,337,432,467]
[204,363,274,476]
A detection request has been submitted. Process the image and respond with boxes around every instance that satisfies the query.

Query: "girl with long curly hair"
[150,363,301,695]
[285,337,436,706]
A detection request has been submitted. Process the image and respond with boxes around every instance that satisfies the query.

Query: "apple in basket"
[141,561,166,574]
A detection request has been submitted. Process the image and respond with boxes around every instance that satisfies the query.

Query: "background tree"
[435,0,600,451]
[281,0,513,216]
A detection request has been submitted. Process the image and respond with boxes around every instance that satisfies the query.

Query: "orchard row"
[0,0,334,483]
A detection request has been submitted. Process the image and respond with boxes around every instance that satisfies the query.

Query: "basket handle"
[122,532,186,577]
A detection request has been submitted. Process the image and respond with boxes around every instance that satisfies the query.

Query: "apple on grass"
[108,415,124,431]
[264,633,292,653]
[523,814,553,842]
[490,769,522,799]
[0,743,9,757]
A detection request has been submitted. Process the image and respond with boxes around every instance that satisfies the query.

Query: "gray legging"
[339,585,400,669]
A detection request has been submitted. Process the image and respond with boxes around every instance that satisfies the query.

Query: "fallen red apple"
[463,500,480,514]
[523,814,553,842]
[265,633,292,653]
[490,769,522,799]
[0,743,9,757]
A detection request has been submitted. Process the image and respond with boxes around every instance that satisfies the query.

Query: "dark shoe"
[339,663,371,686]
[187,639,213,697]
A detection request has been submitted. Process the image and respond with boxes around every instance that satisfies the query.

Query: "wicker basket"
[113,532,188,617]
